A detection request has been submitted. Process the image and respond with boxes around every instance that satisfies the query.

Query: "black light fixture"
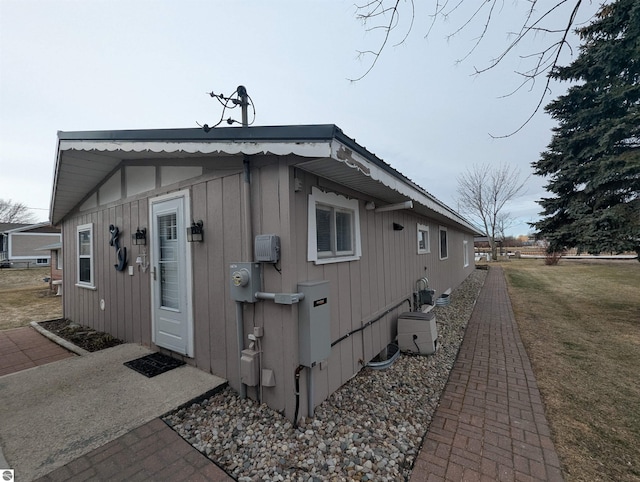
[187,220,204,242]
[133,227,147,246]
[393,223,404,231]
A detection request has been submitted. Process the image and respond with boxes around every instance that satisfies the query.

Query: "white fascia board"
[6,222,51,234]
[329,139,476,232]
[58,140,333,158]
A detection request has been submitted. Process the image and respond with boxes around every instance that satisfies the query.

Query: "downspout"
[236,301,247,400]
[307,367,315,419]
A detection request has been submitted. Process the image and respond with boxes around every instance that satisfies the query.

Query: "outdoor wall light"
[133,227,147,246]
[187,220,204,242]
[393,223,404,231]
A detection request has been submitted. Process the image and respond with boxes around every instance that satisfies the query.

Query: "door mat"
[124,352,185,378]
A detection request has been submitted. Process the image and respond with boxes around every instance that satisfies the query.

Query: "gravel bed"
[164,269,487,481]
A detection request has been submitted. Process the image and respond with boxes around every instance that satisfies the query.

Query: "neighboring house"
[50,124,479,421]
[37,242,63,293]
[0,223,61,268]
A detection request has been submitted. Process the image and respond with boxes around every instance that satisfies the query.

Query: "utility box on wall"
[255,234,280,263]
[229,262,261,303]
[298,280,330,367]
[240,349,260,386]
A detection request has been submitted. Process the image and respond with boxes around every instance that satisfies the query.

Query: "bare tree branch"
[490,0,583,137]
[352,0,594,135]
[0,199,37,224]
[349,0,414,82]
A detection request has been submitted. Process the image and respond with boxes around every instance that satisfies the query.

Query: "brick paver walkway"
[36,418,233,482]
[6,267,564,481]
[410,266,564,482]
[0,326,73,376]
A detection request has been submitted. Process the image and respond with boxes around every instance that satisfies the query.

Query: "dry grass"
[0,268,62,330]
[501,259,640,482]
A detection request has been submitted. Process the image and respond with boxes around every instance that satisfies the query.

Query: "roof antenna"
[200,85,254,132]
[237,85,249,127]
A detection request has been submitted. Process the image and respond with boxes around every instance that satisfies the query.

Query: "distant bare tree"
[353,0,597,135]
[457,164,527,260]
[496,212,516,242]
[0,199,36,223]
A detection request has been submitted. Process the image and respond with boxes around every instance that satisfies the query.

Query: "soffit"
[51,129,478,233]
[51,140,332,225]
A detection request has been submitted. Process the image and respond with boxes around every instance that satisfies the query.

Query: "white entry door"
[150,193,193,356]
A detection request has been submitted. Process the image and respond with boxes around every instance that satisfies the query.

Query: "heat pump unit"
[397,311,438,355]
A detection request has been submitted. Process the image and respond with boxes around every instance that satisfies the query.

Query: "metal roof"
[36,242,62,251]
[2,222,58,234]
[51,124,479,233]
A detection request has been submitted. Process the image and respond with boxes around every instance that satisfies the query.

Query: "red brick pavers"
[0,326,73,376]
[411,266,564,482]
[36,418,233,482]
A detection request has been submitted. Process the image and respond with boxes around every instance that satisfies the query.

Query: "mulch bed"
[39,319,123,352]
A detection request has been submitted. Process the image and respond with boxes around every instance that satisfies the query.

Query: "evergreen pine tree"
[532,0,640,258]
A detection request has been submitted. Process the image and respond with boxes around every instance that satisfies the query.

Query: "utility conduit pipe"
[254,292,305,303]
[293,365,305,428]
[236,301,247,399]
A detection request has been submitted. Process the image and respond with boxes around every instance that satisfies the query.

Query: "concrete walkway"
[0,337,228,481]
[1,267,563,481]
[410,266,564,481]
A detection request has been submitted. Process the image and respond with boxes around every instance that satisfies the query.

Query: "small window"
[439,226,448,260]
[308,187,361,264]
[417,224,430,254]
[77,223,94,288]
[36,258,49,265]
[463,239,469,267]
[57,250,63,270]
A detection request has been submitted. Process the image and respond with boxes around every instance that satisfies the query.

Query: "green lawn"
[501,259,640,482]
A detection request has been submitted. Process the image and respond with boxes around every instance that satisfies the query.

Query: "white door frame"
[149,189,194,357]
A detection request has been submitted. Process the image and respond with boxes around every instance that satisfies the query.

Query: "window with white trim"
[77,223,94,288]
[36,258,49,265]
[417,223,430,254]
[308,187,361,264]
[463,239,469,267]
[439,226,448,260]
[57,250,63,270]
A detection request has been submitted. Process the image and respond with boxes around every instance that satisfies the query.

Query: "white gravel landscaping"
[164,269,487,481]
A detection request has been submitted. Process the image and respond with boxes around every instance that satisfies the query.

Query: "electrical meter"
[230,263,261,302]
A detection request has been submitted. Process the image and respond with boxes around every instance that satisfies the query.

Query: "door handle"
[152,266,157,281]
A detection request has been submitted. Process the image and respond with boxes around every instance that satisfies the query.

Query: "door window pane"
[159,213,179,309]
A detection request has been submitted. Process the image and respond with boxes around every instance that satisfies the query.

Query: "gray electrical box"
[230,262,261,303]
[255,234,280,263]
[240,349,260,386]
[298,280,331,367]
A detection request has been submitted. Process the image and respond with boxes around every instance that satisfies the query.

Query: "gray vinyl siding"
[286,170,473,416]
[62,199,152,346]
[60,155,475,421]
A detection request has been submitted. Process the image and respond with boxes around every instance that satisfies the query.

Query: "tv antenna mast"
[200,85,255,131]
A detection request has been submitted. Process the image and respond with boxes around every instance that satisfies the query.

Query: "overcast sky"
[0,0,600,236]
